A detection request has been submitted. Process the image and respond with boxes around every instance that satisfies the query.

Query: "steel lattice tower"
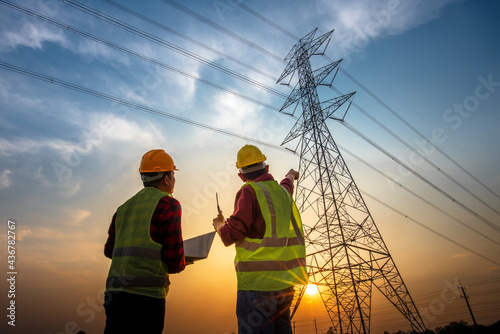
[277,29,426,334]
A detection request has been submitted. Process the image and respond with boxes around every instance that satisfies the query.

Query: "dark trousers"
[104,291,165,334]
[236,287,295,334]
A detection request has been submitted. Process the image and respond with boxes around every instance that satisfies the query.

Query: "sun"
[305,283,319,295]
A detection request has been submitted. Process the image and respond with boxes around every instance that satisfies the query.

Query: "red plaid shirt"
[104,195,186,274]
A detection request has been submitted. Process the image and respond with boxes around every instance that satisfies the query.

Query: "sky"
[0,0,499,333]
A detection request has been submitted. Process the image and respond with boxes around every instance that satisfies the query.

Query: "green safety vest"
[106,187,171,298]
[235,181,308,291]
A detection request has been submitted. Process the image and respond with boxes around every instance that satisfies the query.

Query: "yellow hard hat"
[139,149,178,173]
[236,145,267,169]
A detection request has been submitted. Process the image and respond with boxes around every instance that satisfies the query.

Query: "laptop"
[183,231,216,262]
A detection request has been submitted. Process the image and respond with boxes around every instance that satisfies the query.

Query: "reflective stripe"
[281,186,305,246]
[237,236,304,251]
[254,182,277,236]
[106,188,170,298]
[107,276,170,288]
[235,181,308,290]
[237,182,305,251]
[112,246,162,260]
[236,257,306,272]
[290,214,304,245]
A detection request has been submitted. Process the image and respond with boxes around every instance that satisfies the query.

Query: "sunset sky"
[1,0,499,333]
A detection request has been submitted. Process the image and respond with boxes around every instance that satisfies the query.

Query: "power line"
[12,0,500,252]
[101,0,499,266]
[0,0,280,112]
[59,0,288,98]
[3,1,499,329]
[0,61,284,152]
[1,60,497,268]
[337,142,500,247]
[360,189,499,266]
[6,1,500,268]
[336,66,500,203]
[233,1,300,41]
[343,120,500,235]
[230,0,500,221]
[160,0,285,63]
[234,0,500,205]
[331,86,500,218]
[50,0,500,234]
[102,0,277,82]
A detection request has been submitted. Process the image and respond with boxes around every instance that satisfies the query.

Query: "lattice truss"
[277,29,426,334]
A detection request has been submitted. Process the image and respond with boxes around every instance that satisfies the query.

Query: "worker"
[103,149,187,334]
[212,144,308,334]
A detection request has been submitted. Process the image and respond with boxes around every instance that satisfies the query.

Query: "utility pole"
[314,318,318,334]
[277,28,426,334]
[458,281,478,327]
[293,320,296,334]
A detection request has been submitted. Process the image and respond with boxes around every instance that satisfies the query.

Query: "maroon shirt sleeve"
[219,173,295,246]
[104,196,186,274]
[219,185,263,246]
[280,177,294,195]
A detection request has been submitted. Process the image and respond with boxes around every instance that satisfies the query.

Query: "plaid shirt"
[104,195,186,274]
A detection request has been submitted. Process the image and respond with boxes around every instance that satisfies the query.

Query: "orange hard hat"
[139,149,178,173]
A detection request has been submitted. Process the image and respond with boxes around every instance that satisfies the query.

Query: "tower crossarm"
[312,59,342,87]
[277,28,334,83]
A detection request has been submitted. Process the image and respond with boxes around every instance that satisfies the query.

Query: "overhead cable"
[336,65,500,202]
[232,1,300,41]
[102,0,277,81]
[59,0,288,98]
[0,61,284,151]
[343,120,500,235]
[338,142,500,247]
[1,60,496,266]
[233,1,500,215]
[160,0,285,63]
[0,0,280,112]
[361,189,499,266]
[331,86,500,218]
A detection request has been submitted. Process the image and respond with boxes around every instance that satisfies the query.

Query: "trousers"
[236,287,295,334]
[103,291,165,334]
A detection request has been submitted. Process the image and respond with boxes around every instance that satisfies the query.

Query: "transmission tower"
[277,28,426,334]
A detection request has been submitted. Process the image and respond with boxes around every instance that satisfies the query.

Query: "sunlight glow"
[305,283,319,295]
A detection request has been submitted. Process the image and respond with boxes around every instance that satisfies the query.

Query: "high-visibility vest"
[106,187,171,298]
[235,181,308,291]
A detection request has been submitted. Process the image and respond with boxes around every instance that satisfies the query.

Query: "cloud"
[0,169,12,189]
[22,226,66,240]
[452,252,472,259]
[16,229,32,241]
[320,0,461,59]
[32,164,83,196]
[0,112,165,158]
[91,113,167,145]
[0,78,46,110]
[0,136,75,158]
[2,23,67,51]
[211,91,261,131]
[63,208,92,227]
[191,90,263,147]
